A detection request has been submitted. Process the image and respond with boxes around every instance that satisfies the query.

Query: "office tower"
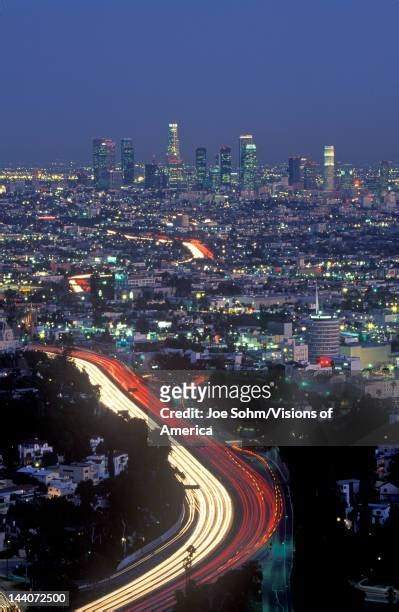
[220,146,232,187]
[308,286,340,363]
[308,314,340,363]
[109,169,123,190]
[239,134,253,186]
[338,164,355,191]
[241,142,258,192]
[303,159,318,190]
[288,156,303,187]
[209,160,220,190]
[145,163,161,190]
[195,147,207,190]
[121,138,135,185]
[167,122,184,188]
[323,145,335,191]
[380,160,391,191]
[93,138,116,189]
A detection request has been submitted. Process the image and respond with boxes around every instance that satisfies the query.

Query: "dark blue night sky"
[1,0,398,165]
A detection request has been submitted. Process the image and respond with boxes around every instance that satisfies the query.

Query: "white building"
[0,317,18,352]
[18,440,54,466]
[368,503,391,526]
[379,482,399,504]
[17,467,60,486]
[112,452,128,476]
[59,462,96,484]
[86,455,109,481]
[337,479,360,512]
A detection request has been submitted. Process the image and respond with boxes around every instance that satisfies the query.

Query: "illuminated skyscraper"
[167,122,184,188]
[241,141,257,192]
[121,138,135,185]
[308,286,340,363]
[323,145,335,191]
[239,134,253,186]
[195,147,207,190]
[220,146,232,187]
[93,138,116,189]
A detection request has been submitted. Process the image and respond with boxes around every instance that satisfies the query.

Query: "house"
[375,446,399,480]
[86,455,109,481]
[337,479,360,512]
[112,452,128,476]
[0,483,37,514]
[18,439,53,466]
[17,466,60,486]
[379,482,399,504]
[58,462,96,484]
[89,436,104,454]
[368,503,391,526]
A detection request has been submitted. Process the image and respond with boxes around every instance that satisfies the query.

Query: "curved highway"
[32,347,282,611]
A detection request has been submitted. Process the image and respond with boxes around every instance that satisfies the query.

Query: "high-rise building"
[167,122,184,188]
[195,147,207,190]
[239,134,253,186]
[209,159,220,190]
[323,145,335,191]
[307,285,340,363]
[121,138,135,186]
[241,142,258,192]
[288,156,303,187]
[220,146,232,187]
[93,138,116,189]
[145,163,161,190]
[303,159,318,190]
[308,314,340,363]
[379,160,391,191]
[337,164,355,191]
[109,169,123,190]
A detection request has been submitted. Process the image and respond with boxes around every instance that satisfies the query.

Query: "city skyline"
[1,0,399,164]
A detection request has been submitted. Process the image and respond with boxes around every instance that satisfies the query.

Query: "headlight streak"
[32,347,283,612]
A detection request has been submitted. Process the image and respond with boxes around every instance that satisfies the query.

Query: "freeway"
[32,347,282,611]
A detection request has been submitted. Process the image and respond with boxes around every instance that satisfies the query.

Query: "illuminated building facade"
[121,138,135,185]
[323,145,335,191]
[308,314,341,363]
[93,138,116,189]
[195,147,207,190]
[239,134,253,187]
[241,142,258,192]
[220,146,232,187]
[167,122,184,188]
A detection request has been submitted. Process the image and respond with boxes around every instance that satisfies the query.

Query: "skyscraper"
[303,159,318,190]
[145,163,161,190]
[195,147,207,190]
[241,141,258,192]
[239,134,253,187]
[220,146,232,187]
[93,138,116,189]
[121,138,135,186]
[167,122,184,188]
[379,160,391,191]
[288,156,303,187]
[323,145,335,191]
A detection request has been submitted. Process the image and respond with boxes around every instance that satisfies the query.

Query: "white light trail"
[72,358,233,612]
